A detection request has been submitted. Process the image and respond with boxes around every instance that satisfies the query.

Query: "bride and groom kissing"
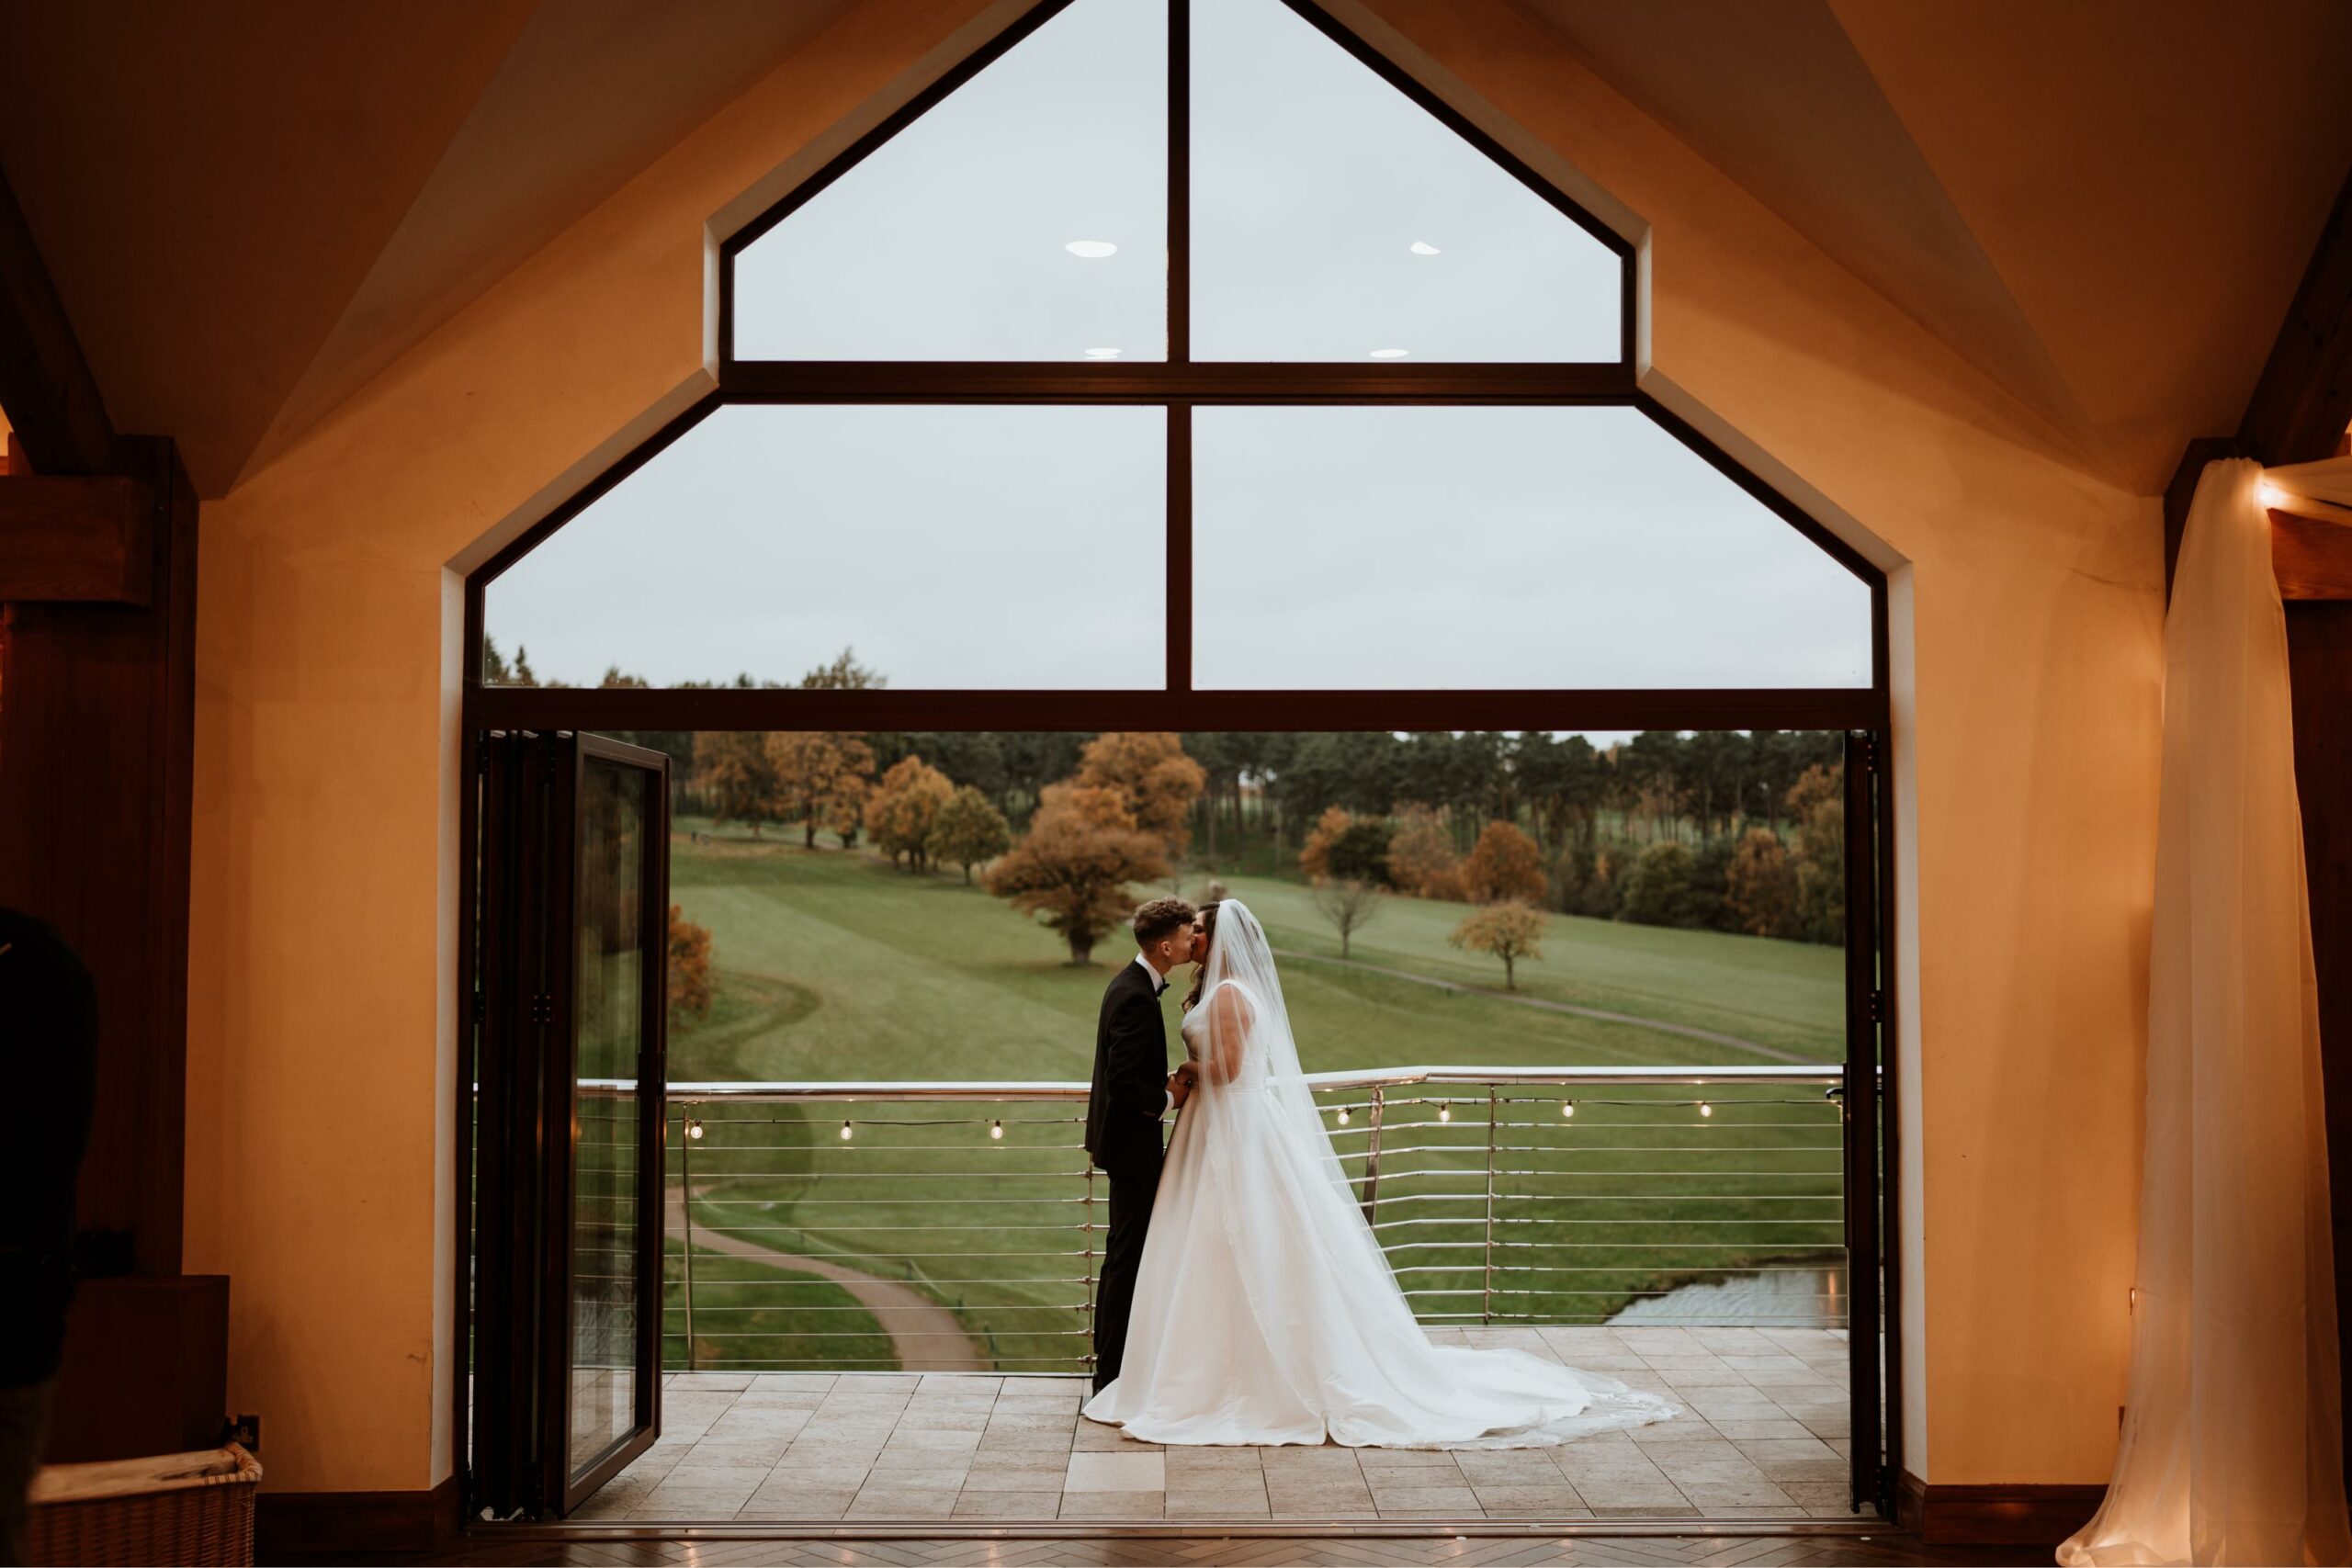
[1080,896,1678,1450]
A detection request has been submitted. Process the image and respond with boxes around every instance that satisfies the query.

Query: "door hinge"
[528,992,556,1026]
[1850,729,1881,773]
[471,990,486,1025]
[1867,990,1887,1024]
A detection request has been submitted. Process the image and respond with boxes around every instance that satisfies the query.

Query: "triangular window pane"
[733,0,1167,361]
[1191,0,1621,362]
[1192,407,1870,687]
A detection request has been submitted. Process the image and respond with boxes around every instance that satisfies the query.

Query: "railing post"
[1482,1088,1498,1325]
[1081,1162,1097,1379]
[678,1110,695,1370]
[1358,1085,1386,1226]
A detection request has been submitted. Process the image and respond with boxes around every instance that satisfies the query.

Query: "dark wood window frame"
[454,0,1905,1519]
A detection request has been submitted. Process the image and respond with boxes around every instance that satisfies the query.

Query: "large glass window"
[1191,407,1871,688]
[485,405,1166,689]
[1190,0,1622,362]
[732,0,1168,361]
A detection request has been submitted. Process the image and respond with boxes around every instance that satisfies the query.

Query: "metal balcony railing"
[648,1065,1850,1375]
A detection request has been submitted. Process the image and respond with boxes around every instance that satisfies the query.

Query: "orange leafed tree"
[766,730,876,849]
[1299,806,1353,881]
[1461,820,1547,905]
[693,730,778,837]
[1725,827,1799,938]
[867,756,956,871]
[1075,732,1206,858]
[1385,804,1462,901]
[986,783,1167,964]
[1448,901,1546,989]
[667,904,714,1021]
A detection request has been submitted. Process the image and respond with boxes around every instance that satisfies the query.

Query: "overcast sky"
[486,0,1871,691]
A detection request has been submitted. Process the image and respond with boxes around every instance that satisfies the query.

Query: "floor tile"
[1065,1451,1167,1493]
[1057,1490,1166,1519]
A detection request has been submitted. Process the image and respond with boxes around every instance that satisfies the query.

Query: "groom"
[1084,897,1200,1393]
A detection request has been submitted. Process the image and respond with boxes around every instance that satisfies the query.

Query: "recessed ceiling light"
[1083,347,1121,358]
[1409,241,1441,255]
[1064,240,1117,258]
[1369,348,1409,359]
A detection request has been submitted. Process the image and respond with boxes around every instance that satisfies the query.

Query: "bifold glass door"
[472,731,671,1517]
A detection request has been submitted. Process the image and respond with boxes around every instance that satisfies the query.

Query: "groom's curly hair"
[1132,897,1196,950]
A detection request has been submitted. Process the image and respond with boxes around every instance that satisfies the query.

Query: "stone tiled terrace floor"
[582,1326,1860,1525]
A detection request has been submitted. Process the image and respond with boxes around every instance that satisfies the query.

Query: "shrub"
[1619,840,1697,928]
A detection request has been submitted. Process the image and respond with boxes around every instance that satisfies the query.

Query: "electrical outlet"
[224,1414,260,1451]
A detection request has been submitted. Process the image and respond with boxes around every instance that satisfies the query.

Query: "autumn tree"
[766,731,876,849]
[1725,828,1799,938]
[928,786,1012,884]
[1075,732,1207,859]
[986,783,1166,964]
[1449,902,1546,990]
[1310,876,1384,960]
[1788,763,1846,943]
[667,904,714,1021]
[829,773,873,850]
[867,756,956,871]
[693,730,779,836]
[1461,820,1547,905]
[1386,804,1462,901]
[1299,807,1352,881]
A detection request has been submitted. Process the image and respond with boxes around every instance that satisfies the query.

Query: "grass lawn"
[667,818,1844,1085]
[662,819,1851,1371]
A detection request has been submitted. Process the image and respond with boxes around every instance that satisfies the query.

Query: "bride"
[1082,898,1677,1449]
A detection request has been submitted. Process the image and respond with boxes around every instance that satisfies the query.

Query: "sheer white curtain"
[2060,457,2352,1565]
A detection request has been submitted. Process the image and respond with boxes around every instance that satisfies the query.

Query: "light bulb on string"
[1336,1106,1351,1126]
[989,1120,1004,1141]
[1698,1100,1713,1119]
[840,1119,854,1140]
[1438,1102,1452,1123]
[1561,1101,1576,1119]
[685,1119,705,1142]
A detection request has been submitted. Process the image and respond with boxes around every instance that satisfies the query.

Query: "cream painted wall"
[186,0,2158,1497]
[184,0,1022,1495]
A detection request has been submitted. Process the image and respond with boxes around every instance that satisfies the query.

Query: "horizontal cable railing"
[644,1066,1850,1375]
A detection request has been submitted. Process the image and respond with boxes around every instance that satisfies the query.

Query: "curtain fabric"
[2060,457,2351,1565]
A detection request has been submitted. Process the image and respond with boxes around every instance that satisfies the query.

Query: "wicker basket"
[27,1443,260,1566]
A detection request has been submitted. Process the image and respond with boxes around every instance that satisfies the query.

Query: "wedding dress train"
[1081,901,1676,1449]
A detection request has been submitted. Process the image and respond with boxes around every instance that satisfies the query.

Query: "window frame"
[457,0,1902,1517]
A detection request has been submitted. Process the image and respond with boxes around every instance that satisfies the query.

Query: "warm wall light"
[1065,240,1117,258]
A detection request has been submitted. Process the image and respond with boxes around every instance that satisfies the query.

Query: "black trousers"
[1092,1160,1159,1393]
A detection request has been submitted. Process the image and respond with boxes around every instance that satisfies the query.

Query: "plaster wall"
[185,0,2159,1495]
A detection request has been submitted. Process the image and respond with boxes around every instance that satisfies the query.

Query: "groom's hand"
[1167,1062,1197,1108]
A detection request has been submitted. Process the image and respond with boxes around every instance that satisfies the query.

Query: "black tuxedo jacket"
[1085,959,1170,1177]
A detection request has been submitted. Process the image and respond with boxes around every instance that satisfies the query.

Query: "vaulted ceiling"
[1,0,2346,496]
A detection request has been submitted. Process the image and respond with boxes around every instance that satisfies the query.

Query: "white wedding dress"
[1081,901,1676,1448]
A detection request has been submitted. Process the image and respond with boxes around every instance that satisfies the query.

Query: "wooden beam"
[0,166,115,476]
[2241,166,2352,468]
[2274,508,2352,600]
[0,475,155,603]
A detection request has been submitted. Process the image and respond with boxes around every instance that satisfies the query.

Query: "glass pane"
[571,756,650,1475]
[1191,0,1621,362]
[1192,406,1871,688]
[486,405,1165,688]
[734,0,1167,361]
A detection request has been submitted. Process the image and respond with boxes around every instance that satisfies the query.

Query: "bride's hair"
[1181,901,1222,1013]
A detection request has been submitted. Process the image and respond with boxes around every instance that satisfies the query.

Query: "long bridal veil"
[1170,900,1673,1447]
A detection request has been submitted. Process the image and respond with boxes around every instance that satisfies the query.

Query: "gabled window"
[477,0,1880,712]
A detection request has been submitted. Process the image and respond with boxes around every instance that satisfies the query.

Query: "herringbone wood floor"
[334,1529,2052,1566]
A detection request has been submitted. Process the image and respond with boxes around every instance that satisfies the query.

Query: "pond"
[1606,1263,1846,1329]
